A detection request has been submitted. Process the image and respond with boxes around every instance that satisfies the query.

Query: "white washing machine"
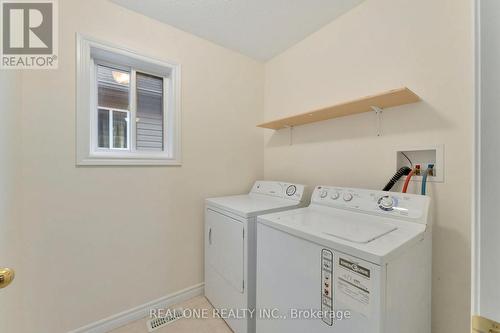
[256,186,431,333]
[205,181,306,333]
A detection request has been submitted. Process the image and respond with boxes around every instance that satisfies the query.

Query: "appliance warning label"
[336,257,371,317]
[321,249,334,326]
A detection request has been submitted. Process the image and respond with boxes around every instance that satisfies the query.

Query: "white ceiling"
[110,0,364,61]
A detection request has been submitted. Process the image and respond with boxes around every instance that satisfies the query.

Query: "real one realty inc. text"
[150,308,352,321]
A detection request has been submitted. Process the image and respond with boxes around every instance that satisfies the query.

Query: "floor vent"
[147,308,183,332]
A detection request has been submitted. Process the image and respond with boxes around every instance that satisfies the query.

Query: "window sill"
[77,157,182,166]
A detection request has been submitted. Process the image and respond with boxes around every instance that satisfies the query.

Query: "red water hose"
[402,169,416,193]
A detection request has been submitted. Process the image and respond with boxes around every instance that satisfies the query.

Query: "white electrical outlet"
[395,144,444,183]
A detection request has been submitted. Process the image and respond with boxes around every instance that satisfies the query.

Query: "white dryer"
[256,186,431,333]
[205,181,306,333]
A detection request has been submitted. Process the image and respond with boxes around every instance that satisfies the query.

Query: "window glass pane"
[97,65,130,110]
[136,72,164,151]
[113,111,128,149]
[97,108,109,148]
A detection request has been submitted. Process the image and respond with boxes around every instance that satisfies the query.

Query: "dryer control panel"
[250,181,306,202]
[311,186,430,224]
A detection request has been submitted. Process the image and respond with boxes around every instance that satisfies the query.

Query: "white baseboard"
[68,283,204,333]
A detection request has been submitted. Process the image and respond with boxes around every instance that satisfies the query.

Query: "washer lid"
[310,213,398,244]
[261,209,399,244]
[258,206,426,264]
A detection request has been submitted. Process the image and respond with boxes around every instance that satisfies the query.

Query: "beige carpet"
[109,296,233,333]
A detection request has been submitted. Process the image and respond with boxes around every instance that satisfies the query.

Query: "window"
[94,65,165,152]
[97,65,130,150]
[76,35,181,165]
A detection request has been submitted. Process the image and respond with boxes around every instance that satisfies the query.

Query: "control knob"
[286,185,297,196]
[343,193,353,202]
[378,195,395,211]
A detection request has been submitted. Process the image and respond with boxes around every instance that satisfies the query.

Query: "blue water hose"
[421,164,434,195]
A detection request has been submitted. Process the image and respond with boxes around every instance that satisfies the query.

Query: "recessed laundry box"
[256,186,432,333]
[205,181,307,333]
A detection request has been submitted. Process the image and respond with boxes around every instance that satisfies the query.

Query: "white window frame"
[97,107,130,150]
[76,34,181,165]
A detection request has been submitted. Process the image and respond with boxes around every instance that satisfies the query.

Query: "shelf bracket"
[371,106,383,136]
[284,125,294,145]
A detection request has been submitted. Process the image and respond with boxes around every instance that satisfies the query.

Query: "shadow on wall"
[265,101,450,147]
[430,224,470,331]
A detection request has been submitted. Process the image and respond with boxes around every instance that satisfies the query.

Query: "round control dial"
[343,193,353,202]
[378,195,395,211]
[286,185,297,196]
[330,192,340,200]
[320,189,328,198]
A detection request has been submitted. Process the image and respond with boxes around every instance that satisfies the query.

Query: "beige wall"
[0,72,22,333]
[263,0,473,332]
[14,0,264,332]
[4,0,475,332]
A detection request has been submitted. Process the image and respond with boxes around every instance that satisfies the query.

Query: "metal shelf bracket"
[284,125,294,145]
[371,106,383,136]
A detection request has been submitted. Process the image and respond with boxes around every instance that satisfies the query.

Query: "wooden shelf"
[257,87,420,130]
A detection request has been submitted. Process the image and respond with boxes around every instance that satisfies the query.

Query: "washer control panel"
[251,181,306,202]
[311,186,430,222]
[321,249,334,326]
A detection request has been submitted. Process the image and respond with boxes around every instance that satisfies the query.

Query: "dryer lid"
[206,195,302,218]
[206,181,306,218]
